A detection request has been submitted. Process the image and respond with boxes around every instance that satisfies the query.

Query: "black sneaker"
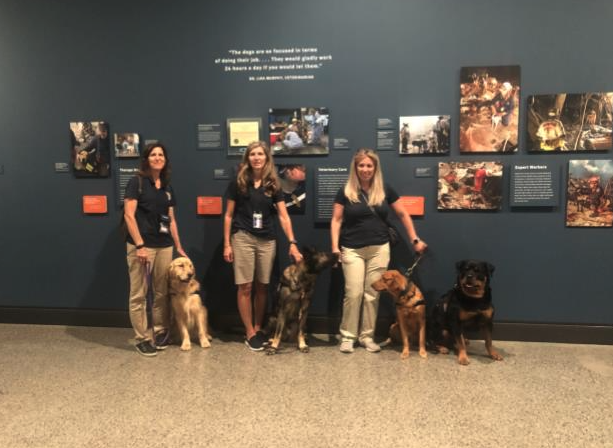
[244,334,265,352]
[135,341,157,357]
[154,331,170,350]
[255,330,270,346]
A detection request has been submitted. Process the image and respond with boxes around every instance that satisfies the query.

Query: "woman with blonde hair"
[223,141,303,351]
[330,148,427,353]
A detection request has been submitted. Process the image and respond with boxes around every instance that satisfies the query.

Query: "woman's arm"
[391,201,427,253]
[330,203,344,256]
[124,198,148,264]
[168,207,187,258]
[276,201,303,263]
[223,199,235,263]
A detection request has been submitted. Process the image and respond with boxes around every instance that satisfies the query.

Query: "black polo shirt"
[226,179,284,240]
[334,184,399,249]
[125,175,176,247]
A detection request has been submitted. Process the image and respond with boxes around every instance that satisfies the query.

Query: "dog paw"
[266,347,277,355]
[300,345,310,353]
[200,340,211,349]
[458,356,470,365]
[180,342,192,351]
[437,346,450,354]
[400,351,409,360]
[419,350,428,359]
[490,351,503,361]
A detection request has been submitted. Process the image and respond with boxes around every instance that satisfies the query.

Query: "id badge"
[253,211,263,229]
[159,214,170,234]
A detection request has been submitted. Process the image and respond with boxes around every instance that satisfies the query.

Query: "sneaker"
[154,331,170,350]
[255,330,270,346]
[245,334,265,352]
[360,338,381,353]
[339,340,355,353]
[135,340,157,357]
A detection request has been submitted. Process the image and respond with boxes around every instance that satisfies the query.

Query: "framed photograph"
[527,92,613,152]
[277,164,306,214]
[459,65,520,153]
[269,107,329,156]
[566,160,613,227]
[70,121,111,177]
[438,161,503,210]
[399,115,450,154]
[227,118,262,156]
[114,133,140,158]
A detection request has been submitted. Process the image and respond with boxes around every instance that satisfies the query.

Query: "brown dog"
[372,270,427,360]
[167,257,211,351]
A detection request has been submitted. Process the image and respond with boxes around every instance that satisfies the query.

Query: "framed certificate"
[227,118,262,156]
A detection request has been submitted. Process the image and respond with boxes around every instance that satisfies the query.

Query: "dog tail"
[379,337,393,347]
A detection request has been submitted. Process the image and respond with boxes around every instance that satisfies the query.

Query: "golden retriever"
[167,257,211,351]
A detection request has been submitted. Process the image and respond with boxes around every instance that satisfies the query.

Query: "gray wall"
[0,0,611,325]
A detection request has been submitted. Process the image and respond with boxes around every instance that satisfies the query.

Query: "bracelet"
[288,239,298,245]
[136,244,145,249]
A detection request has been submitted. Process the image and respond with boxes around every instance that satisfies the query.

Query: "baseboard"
[1,307,611,345]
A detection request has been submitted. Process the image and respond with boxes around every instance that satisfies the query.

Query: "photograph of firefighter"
[527,92,613,152]
[566,159,613,227]
[276,164,307,214]
[70,121,111,178]
[268,107,329,156]
[459,65,520,153]
[438,161,503,210]
[398,115,450,154]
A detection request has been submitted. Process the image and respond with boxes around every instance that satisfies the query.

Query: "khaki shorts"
[231,230,276,285]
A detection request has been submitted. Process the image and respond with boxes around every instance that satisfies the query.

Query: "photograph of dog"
[167,257,211,351]
[265,247,338,355]
[372,270,427,360]
[428,260,503,365]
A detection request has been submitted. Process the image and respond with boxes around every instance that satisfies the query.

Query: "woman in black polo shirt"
[223,141,303,351]
[124,143,187,357]
[330,148,427,354]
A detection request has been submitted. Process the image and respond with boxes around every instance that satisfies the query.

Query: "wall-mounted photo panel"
[276,164,306,214]
[438,161,503,210]
[566,159,613,227]
[269,107,329,156]
[399,115,450,154]
[114,133,140,158]
[227,118,261,156]
[70,121,111,177]
[459,65,520,153]
[527,92,613,152]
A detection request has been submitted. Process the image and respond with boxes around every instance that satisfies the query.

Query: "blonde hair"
[344,148,385,205]
[236,141,280,196]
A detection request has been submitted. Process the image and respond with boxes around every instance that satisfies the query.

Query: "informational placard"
[83,195,108,214]
[333,138,350,149]
[397,196,425,216]
[415,167,434,178]
[376,130,394,150]
[197,124,222,149]
[54,162,69,173]
[510,163,558,207]
[314,166,349,222]
[117,166,140,205]
[197,196,222,215]
[377,118,394,129]
[214,168,231,180]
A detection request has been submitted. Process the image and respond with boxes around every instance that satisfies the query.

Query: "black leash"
[403,253,423,279]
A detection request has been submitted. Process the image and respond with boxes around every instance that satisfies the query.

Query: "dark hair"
[139,142,171,184]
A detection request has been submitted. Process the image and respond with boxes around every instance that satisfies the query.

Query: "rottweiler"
[429,260,503,365]
[266,247,338,355]
[372,270,427,360]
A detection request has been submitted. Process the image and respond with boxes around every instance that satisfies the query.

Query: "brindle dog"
[266,247,338,355]
[429,260,503,365]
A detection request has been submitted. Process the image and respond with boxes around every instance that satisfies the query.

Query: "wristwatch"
[288,239,298,245]
[136,244,145,249]
[412,238,420,245]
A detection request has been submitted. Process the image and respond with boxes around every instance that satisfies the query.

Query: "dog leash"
[403,253,423,279]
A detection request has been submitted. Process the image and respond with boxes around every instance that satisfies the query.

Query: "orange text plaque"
[82,195,108,214]
[197,196,222,215]
[397,196,424,216]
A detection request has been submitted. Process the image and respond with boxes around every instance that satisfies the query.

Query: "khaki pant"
[126,243,173,342]
[339,243,390,343]
[231,230,276,285]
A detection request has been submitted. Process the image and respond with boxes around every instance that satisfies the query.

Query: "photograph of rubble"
[459,65,520,153]
[438,161,503,210]
[399,115,450,155]
[566,159,613,227]
[527,92,613,152]
[269,107,329,156]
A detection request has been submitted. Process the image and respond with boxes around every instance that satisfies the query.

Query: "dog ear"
[456,260,468,272]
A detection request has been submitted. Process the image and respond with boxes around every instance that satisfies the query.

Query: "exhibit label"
[510,163,558,207]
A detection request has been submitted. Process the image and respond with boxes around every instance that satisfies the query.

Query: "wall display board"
[70,121,111,177]
[227,118,261,156]
[438,161,503,210]
[399,115,450,154]
[197,124,222,150]
[396,196,425,216]
[459,65,520,153]
[197,196,222,215]
[566,159,613,227]
[510,163,559,207]
[116,166,139,206]
[268,107,329,156]
[527,92,613,152]
[82,195,107,214]
[114,133,140,158]
[277,164,306,214]
[376,130,395,150]
[314,166,349,222]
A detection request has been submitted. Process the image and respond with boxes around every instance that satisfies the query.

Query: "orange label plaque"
[397,196,424,216]
[82,195,108,214]
[197,196,222,215]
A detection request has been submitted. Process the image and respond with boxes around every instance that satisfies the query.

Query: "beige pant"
[126,243,173,342]
[231,230,276,285]
[339,243,390,342]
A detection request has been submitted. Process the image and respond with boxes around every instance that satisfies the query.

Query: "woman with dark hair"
[124,143,187,357]
[223,141,303,351]
[330,148,427,354]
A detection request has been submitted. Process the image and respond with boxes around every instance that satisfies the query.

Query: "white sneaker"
[339,340,354,353]
[360,338,381,353]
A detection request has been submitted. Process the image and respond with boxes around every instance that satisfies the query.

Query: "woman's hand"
[136,247,148,264]
[176,246,188,258]
[413,240,428,254]
[332,250,342,267]
[289,244,303,263]
[223,245,234,263]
